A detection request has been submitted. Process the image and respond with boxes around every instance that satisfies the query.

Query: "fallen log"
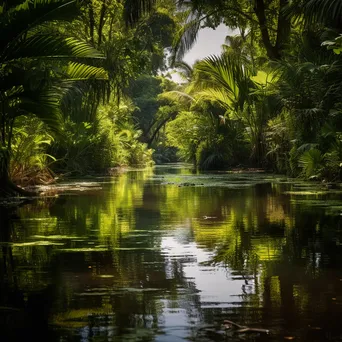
[223,319,270,334]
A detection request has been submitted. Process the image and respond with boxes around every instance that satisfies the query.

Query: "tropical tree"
[48,0,178,174]
[173,0,292,62]
[0,0,165,195]
[290,0,342,29]
[0,0,110,195]
[174,52,275,166]
[167,0,342,176]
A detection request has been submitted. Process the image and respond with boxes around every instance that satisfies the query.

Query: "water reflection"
[1,166,342,341]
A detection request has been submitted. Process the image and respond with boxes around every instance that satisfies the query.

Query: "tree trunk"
[0,175,11,196]
[253,0,291,60]
[97,1,107,48]
[254,0,280,60]
[0,150,11,196]
[0,156,36,198]
[146,112,177,148]
[0,176,36,197]
[89,0,95,46]
[275,0,291,54]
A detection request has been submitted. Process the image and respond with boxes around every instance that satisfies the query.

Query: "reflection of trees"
[0,171,161,341]
[0,169,204,341]
[3,170,342,340]
[196,182,342,338]
[49,245,200,341]
[0,206,55,341]
[0,207,18,305]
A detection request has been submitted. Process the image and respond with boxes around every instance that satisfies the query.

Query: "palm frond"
[0,0,79,52]
[16,87,64,133]
[199,150,225,170]
[297,143,319,153]
[299,148,324,177]
[65,62,108,80]
[158,90,195,106]
[195,55,242,102]
[303,0,342,27]
[195,88,233,111]
[3,34,104,61]
[174,61,194,81]
[171,10,202,63]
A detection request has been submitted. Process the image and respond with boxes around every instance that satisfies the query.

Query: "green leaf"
[4,34,104,61]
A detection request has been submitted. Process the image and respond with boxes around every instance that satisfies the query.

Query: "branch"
[223,320,270,334]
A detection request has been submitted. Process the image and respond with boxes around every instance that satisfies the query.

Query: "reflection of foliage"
[3,168,342,340]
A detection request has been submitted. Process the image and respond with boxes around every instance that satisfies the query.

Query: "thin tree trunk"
[1,101,6,145]
[0,152,13,196]
[7,118,14,149]
[108,16,114,41]
[147,112,177,147]
[97,1,107,48]
[0,125,35,197]
[275,0,291,54]
[89,0,95,46]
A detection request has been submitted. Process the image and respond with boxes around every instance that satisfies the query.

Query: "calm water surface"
[1,165,342,341]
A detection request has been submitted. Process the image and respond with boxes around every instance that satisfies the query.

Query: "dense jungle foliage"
[1,0,342,196]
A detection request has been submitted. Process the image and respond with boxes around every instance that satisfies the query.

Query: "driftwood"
[196,319,270,340]
[223,320,270,334]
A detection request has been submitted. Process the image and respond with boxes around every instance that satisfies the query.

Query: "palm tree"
[192,53,279,165]
[193,54,251,112]
[0,0,158,196]
[0,0,108,195]
[291,0,342,28]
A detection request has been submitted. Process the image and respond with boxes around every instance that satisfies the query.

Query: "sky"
[182,24,232,65]
[170,24,236,82]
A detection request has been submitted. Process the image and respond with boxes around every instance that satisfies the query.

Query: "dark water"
[1,165,342,342]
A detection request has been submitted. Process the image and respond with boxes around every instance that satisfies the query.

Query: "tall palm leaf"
[3,34,104,61]
[194,54,252,111]
[0,0,107,125]
[171,9,203,63]
[174,61,194,82]
[288,0,342,28]
[303,0,342,27]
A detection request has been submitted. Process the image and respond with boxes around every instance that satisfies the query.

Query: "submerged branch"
[223,320,270,334]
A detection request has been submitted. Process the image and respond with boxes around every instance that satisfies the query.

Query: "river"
[1,164,342,341]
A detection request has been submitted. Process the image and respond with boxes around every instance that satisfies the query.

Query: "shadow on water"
[1,165,342,341]
[0,206,56,341]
